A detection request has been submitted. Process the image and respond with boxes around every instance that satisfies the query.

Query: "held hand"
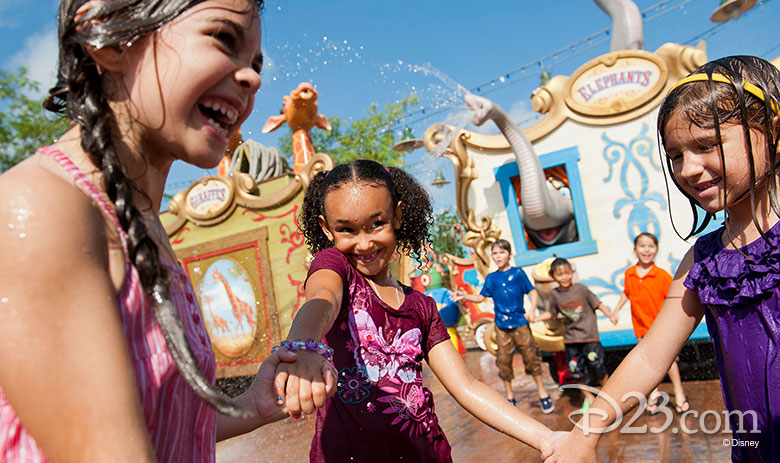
[525,313,536,323]
[274,349,335,417]
[242,349,298,424]
[608,312,619,326]
[540,430,597,463]
[449,290,465,302]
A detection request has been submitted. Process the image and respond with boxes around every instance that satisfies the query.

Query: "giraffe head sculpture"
[262,82,331,173]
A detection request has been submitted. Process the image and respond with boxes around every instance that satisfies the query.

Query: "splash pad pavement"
[217,349,731,462]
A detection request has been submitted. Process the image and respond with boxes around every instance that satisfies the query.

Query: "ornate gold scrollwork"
[164,152,334,236]
[424,124,501,278]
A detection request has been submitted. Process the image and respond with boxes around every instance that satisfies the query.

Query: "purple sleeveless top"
[684,221,780,462]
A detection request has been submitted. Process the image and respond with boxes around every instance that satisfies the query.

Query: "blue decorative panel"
[494,146,597,267]
[601,123,667,243]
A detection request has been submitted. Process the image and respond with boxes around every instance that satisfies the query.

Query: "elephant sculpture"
[465,94,577,248]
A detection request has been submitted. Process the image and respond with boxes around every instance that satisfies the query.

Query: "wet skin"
[663,111,770,216]
[318,182,403,285]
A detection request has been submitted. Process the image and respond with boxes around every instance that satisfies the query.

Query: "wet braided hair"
[43,0,264,418]
[658,55,780,241]
[300,159,434,263]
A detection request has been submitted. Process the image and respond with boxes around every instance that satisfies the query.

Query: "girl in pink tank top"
[0,1,332,461]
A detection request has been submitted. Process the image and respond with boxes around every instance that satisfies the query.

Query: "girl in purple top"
[543,56,780,463]
[274,160,553,462]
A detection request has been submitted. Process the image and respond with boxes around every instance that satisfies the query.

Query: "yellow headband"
[669,73,779,114]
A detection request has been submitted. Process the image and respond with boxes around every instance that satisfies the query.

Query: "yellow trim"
[669,73,779,114]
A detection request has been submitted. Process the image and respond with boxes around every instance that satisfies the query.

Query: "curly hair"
[43,0,264,418]
[657,55,780,240]
[300,159,434,263]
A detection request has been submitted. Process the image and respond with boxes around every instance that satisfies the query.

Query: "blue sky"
[2,0,779,212]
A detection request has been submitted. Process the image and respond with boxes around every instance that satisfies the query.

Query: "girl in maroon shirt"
[275,159,553,462]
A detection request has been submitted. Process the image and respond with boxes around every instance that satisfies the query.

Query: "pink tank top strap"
[38,146,130,265]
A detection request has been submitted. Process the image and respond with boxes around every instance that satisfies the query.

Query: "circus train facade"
[161,150,332,378]
[425,43,741,356]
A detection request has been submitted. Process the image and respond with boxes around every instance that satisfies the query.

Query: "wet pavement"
[217,349,731,462]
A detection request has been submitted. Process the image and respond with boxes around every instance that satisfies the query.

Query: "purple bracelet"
[272,338,334,361]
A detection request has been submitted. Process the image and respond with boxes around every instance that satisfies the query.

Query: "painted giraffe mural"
[262,82,331,174]
[211,269,256,331]
[203,296,230,334]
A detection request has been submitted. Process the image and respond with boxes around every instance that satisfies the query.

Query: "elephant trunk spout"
[594,0,644,51]
[492,117,573,231]
[464,93,577,247]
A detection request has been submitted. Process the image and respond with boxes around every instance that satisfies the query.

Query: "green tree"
[278,95,419,167]
[0,67,68,172]
[430,208,466,259]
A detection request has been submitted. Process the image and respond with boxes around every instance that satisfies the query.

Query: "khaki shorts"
[495,324,543,381]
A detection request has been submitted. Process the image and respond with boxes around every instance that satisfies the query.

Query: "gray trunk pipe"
[490,111,573,230]
[464,94,573,231]
[594,0,644,51]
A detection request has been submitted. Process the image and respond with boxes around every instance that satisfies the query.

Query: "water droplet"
[499,76,506,83]
[19,232,26,238]
[8,223,15,229]
[1,297,8,304]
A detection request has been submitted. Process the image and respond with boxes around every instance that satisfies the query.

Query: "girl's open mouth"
[355,250,380,264]
[198,98,238,139]
[693,177,721,198]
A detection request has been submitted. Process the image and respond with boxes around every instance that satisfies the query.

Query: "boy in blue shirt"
[452,239,554,413]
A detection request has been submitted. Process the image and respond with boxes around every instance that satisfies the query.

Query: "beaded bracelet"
[272,338,334,361]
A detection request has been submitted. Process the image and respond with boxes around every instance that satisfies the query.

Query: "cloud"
[7,27,59,98]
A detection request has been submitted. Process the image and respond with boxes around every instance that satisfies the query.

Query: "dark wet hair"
[300,159,434,263]
[491,238,512,254]
[43,0,264,418]
[658,55,780,241]
[633,232,658,247]
[548,257,572,277]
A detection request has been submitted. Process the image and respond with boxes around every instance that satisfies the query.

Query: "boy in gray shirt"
[531,258,617,411]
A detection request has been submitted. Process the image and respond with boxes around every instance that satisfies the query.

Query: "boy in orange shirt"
[615,232,689,414]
